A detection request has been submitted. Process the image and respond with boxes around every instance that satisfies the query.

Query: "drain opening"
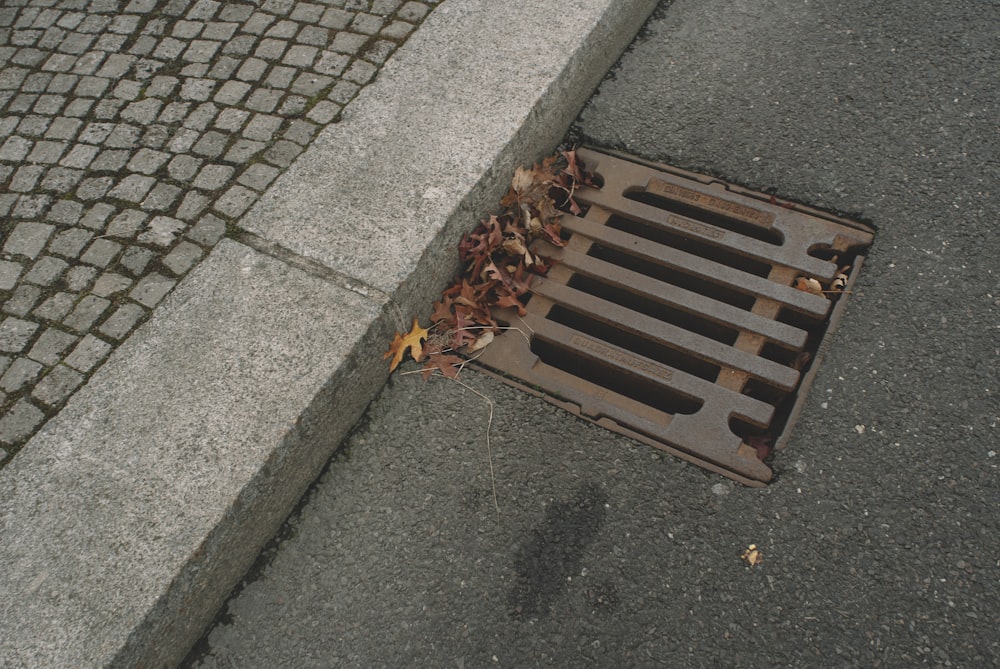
[586,244,759,311]
[605,214,774,277]
[530,338,704,416]
[546,304,723,382]
[624,188,784,245]
[565,274,741,346]
[474,147,874,485]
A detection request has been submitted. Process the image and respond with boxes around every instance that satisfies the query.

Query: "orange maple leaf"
[384,318,429,372]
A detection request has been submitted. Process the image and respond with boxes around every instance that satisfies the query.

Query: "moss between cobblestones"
[0,0,441,471]
[224,220,245,240]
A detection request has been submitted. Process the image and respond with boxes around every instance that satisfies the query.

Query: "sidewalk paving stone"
[0,0,441,466]
[0,357,42,392]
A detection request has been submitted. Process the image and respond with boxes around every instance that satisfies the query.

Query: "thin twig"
[387,298,409,332]
[450,376,500,523]
[412,370,500,523]
[515,314,534,336]
[451,324,531,343]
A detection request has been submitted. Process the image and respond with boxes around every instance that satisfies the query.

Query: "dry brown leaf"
[466,330,494,353]
[511,165,535,194]
[383,318,429,372]
[386,150,601,380]
[741,544,763,566]
[831,266,851,291]
[420,352,464,380]
[793,276,824,296]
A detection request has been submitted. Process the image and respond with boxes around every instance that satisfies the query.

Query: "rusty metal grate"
[474,148,874,485]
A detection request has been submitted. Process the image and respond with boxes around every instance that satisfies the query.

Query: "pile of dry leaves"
[384,150,600,378]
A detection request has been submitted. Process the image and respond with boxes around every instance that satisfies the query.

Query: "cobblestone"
[175,191,210,220]
[117,246,154,276]
[90,149,129,172]
[167,153,201,181]
[213,183,256,217]
[64,334,111,372]
[0,317,39,353]
[3,286,42,318]
[238,163,280,191]
[59,143,98,169]
[329,31,368,55]
[4,221,53,259]
[65,266,97,292]
[0,135,32,161]
[328,80,360,105]
[381,20,414,40]
[138,215,184,247]
[80,239,122,267]
[0,0,438,464]
[191,130,227,158]
[48,229,93,258]
[91,272,133,298]
[23,255,67,286]
[351,13,385,35]
[79,202,114,229]
[306,100,341,124]
[32,364,83,406]
[142,181,182,211]
[192,163,234,190]
[1,357,42,393]
[186,213,225,245]
[0,399,44,445]
[223,138,265,163]
[263,139,302,168]
[363,39,398,65]
[398,1,431,21]
[105,210,147,239]
[27,327,78,366]
[108,174,156,202]
[344,59,378,85]
[162,241,202,275]
[32,292,75,321]
[128,148,171,175]
[63,294,110,332]
[0,261,23,290]
[130,272,175,308]
[98,302,145,339]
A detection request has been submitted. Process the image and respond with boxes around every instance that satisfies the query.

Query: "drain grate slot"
[586,244,759,312]
[566,274,742,346]
[624,188,785,245]
[606,214,775,277]
[546,304,724,383]
[530,338,704,416]
[475,148,874,485]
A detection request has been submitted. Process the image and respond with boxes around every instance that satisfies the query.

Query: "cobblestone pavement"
[0,0,436,467]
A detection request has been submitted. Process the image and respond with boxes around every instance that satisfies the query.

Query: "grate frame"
[473,147,875,485]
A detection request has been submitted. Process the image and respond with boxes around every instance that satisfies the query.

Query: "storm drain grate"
[474,148,874,485]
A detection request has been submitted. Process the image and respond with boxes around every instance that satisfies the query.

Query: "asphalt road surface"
[187,0,999,666]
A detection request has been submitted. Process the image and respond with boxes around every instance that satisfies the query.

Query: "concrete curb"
[0,1,657,666]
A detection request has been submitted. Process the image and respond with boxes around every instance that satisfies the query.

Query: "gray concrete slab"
[0,239,395,668]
